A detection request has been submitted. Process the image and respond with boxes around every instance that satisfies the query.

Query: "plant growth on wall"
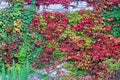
[0,0,120,80]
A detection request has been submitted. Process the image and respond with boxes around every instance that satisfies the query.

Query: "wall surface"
[0,1,93,12]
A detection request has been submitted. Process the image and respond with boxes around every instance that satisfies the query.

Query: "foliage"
[1,62,30,80]
[64,62,87,79]
[0,61,50,80]
[1,0,120,79]
[26,0,73,8]
[111,27,120,38]
[102,6,120,37]
[103,58,120,72]
[67,12,83,26]
[0,0,44,66]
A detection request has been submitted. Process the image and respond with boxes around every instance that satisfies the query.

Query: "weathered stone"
[29,74,44,80]
[0,1,8,9]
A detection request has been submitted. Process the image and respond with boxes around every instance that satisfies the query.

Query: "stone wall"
[36,1,93,13]
[0,1,8,9]
[0,0,93,12]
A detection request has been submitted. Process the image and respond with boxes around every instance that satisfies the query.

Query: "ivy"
[103,58,120,72]
[102,6,120,37]
[67,12,83,26]
[64,62,87,79]
[111,27,120,38]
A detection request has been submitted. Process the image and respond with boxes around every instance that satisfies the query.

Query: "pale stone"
[85,7,94,11]
[0,1,8,9]
[47,4,64,10]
